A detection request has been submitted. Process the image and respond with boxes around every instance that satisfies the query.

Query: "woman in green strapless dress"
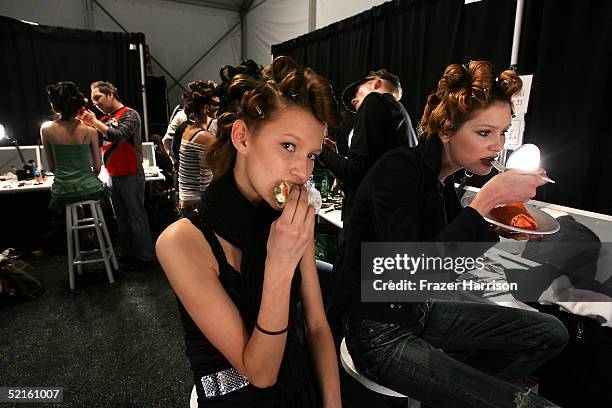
[41,81,107,212]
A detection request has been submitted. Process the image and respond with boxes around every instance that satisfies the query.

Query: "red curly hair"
[419,61,522,139]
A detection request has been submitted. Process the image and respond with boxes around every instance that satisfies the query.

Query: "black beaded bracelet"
[255,321,289,336]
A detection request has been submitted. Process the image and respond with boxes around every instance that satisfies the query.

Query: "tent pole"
[308,0,316,32]
[510,0,525,69]
[241,13,248,60]
[497,0,526,166]
[139,43,149,142]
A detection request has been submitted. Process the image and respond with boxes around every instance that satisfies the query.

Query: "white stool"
[189,385,197,408]
[340,338,421,408]
[65,200,118,289]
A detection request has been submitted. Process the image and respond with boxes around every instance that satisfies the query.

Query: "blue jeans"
[110,174,155,262]
[346,300,568,408]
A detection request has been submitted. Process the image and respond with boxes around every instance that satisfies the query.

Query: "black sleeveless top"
[179,172,320,406]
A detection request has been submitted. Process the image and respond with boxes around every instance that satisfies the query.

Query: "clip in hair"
[291,92,299,99]
[471,87,488,99]
[416,126,425,138]
[255,104,265,119]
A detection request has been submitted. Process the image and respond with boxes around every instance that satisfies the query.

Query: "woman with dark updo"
[177,80,218,216]
[41,81,105,212]
[340,61,568,408]
[156,56,342,406]
[216,59,262,116]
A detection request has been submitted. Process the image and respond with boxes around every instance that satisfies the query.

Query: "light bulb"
[506,143,541,171]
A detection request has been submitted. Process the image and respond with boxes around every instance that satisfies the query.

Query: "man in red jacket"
[81,81,155,268]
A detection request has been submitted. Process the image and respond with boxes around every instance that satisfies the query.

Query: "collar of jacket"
[415,134,443,180]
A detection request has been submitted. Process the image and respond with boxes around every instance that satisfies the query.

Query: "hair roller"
[497,70,522,96]
[262,55,299,83]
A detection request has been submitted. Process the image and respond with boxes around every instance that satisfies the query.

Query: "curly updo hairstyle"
[46,81,87,120]
[419,60,522,139]
[216,59,263,115]
[182,80,217,122]
[206,56,342,178]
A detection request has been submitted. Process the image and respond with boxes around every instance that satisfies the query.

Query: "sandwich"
[273,181,293,209]
[490,202,539,230]
[273,181,322,213]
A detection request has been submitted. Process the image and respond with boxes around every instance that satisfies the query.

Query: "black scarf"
[197,170,279,249]
[194,171,283,329]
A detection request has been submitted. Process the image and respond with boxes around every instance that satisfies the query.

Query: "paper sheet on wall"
[505,74,533,150]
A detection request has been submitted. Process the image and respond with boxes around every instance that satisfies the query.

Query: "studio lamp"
[493,144,555,184]
[0,123,32,180]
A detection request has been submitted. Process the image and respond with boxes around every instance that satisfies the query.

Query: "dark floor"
[0,187,401,407]
[1,253,192,407]
[1,250,405,408]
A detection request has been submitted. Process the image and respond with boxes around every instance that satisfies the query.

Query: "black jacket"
[342,135,499,323]
[318,92,418,220]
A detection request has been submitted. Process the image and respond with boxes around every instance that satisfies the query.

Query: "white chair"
[340,338,421,408]
[65,200,118,289]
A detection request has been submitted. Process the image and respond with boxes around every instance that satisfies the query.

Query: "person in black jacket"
[320,69,419,327]
[318,68,418,222]
[341,61,568,408]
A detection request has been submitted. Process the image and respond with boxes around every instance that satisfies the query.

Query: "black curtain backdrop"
[146,75,169,137]
[272,0,612,215]
[0,15,144,146]
[518,1,612,215]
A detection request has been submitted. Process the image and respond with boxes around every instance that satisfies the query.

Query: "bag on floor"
[0,250,45,303]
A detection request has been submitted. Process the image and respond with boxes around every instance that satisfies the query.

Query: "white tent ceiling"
[161,0,255,13]
[0,0,388,108]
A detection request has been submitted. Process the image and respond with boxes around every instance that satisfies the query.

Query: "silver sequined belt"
[200,367,250,398]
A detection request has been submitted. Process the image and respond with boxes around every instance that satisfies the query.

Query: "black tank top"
[179,172,320,406]
[175,222,246,375]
